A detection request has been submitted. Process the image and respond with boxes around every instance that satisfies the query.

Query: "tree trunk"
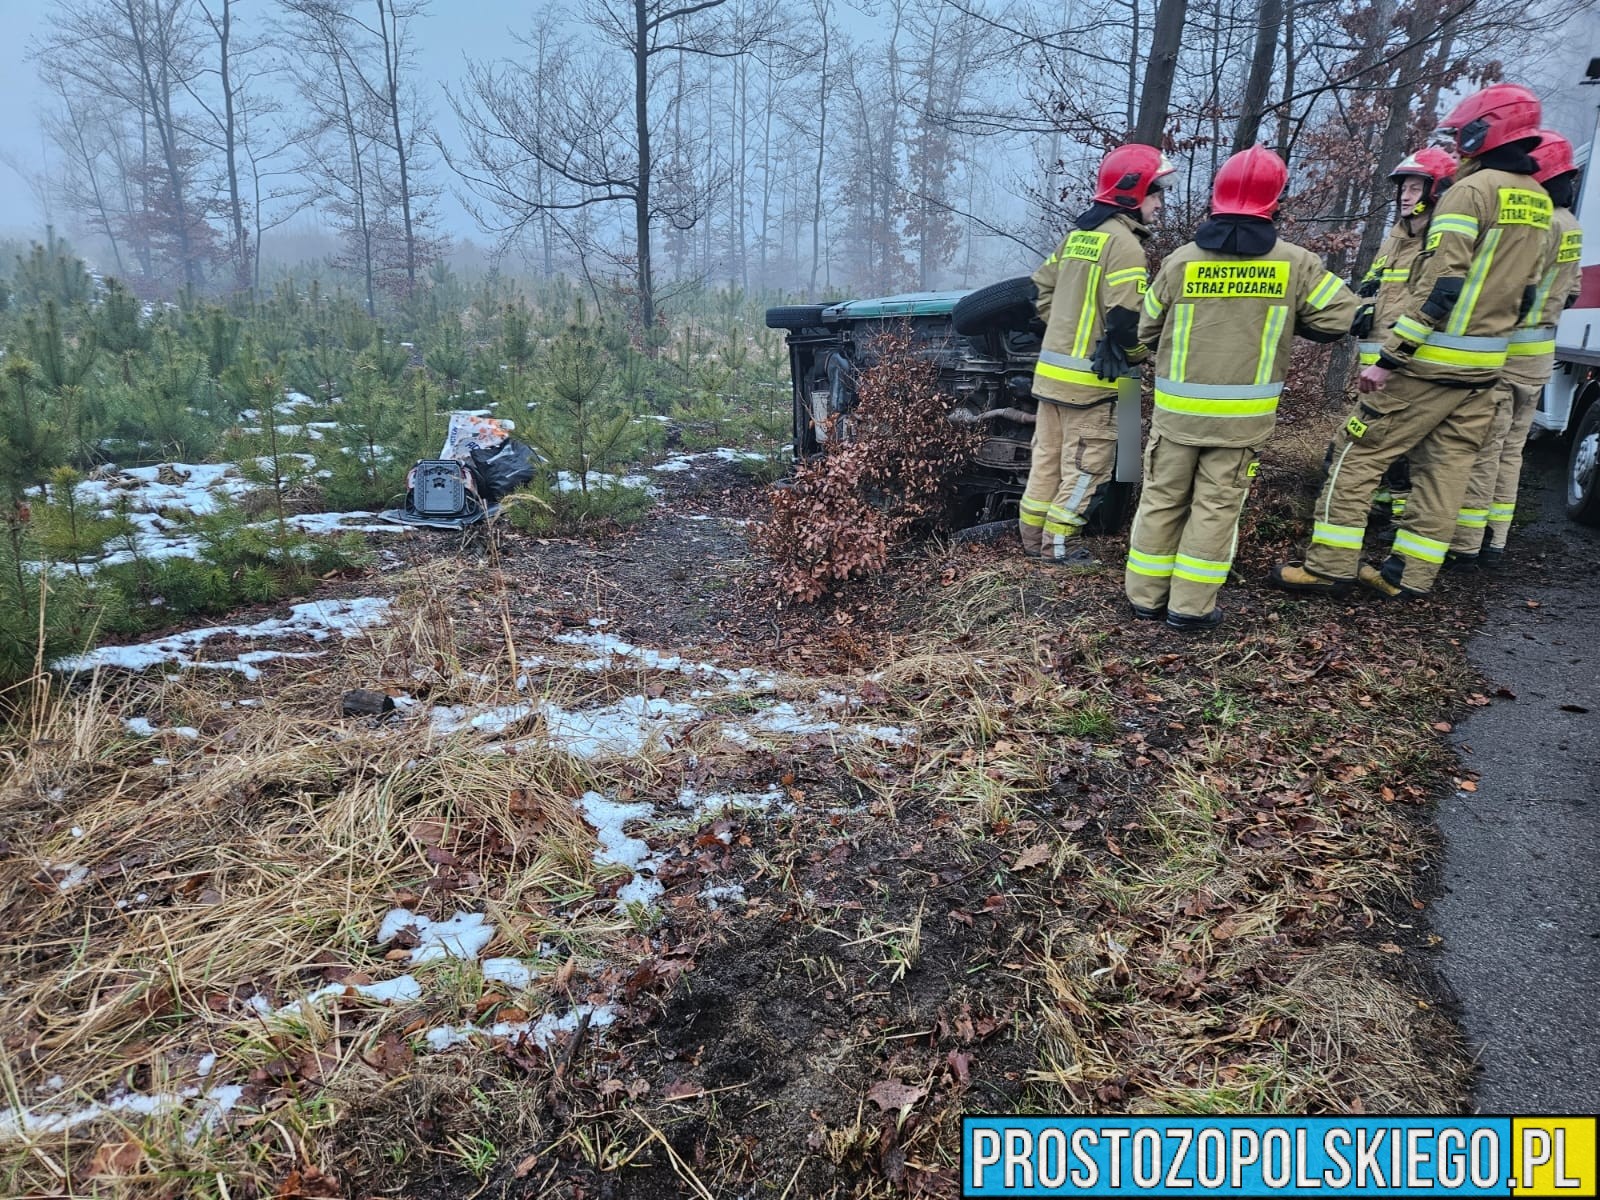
[378,0,418,293]
[809,1,830,294]
[218,0,247,287]
[634,0,655,338]
[1231,0,1283,152]
[1133,0,1187,146]
[1273,0,1296,156]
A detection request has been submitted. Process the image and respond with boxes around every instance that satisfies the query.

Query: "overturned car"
[765,281,1136,533]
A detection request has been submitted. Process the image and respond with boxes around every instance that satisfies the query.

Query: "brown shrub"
[754,328,979,603]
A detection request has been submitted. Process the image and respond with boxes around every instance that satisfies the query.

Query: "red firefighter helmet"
[1211,146,1288,219]
[1438,83,1542,157]
[1094,143,1177,208]
[1530,129,1577,182]
[1388,146,1457,209]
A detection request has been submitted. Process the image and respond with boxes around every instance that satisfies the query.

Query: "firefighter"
[1021,143,1175,565]
[1271,83,1551,600]
[1354,147,1460,527]
[1126,146,1359,631]
[1446,129,1583,567]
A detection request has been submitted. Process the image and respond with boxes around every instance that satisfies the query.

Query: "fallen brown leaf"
[87,1139,144,1177]
[1011,845,1051,872]
[866,1079,927,1114]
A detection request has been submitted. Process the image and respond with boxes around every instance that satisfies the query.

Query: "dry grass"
[0,497,1480,1195]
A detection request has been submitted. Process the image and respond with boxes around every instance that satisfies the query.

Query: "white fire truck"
[1544,60,1600,524]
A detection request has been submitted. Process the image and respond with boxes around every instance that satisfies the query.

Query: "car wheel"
[952,277,1038,336]
[765,304,831,330]
[1566,400,1600,526]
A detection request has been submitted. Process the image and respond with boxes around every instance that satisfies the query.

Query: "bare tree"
[448,0,774,340]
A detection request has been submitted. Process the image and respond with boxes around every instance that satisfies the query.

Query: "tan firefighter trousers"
[1125,435,1259,618]
[1450,379,1541,552]
[1306,371,1497,592]
[1019,399,1116,557]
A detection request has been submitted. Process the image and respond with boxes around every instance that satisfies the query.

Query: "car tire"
[952,277,1038,335]
[1565,400,1600,526]
[765,304,831,330]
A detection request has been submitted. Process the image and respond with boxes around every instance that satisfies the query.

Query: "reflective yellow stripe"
[1446,227,1502,336]
[1155,390,1279,418]
[1173,553,1231,584]
[1431,213,1480,239]
[1526,266,1560,327]
[1035,361,1111,388]
[1490,502,1515,521]
[1071,264,1103,357]
[1169,304,1194,381]
[1379,268,1410,282]
[1105,267,1147,289]
[1312,520,1364,549]
[1019,497,1049,528]
[1456,507,1489,529]
[1412,343,1508,369]
[1393,530,1448,564]
[1127,548,1175,578]
[1254,305,1288,386]
[1359,350,1381,366]
[1507,336,1556,357]
[1306,271,1343,311]
[1143,289,1165,320]
[1358,340,1381,366]
[1393,315,1432,343]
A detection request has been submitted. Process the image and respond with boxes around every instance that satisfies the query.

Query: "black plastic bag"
[468,439,538,502]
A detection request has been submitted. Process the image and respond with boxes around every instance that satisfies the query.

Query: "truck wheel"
[765,304,830,330]
[1566,401,1600,526]
[952,277,1038,335]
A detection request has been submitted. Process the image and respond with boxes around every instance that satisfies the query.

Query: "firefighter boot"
[1167,606,1224,633]
[1357,556,1428,601]
[1269,563,1352,598]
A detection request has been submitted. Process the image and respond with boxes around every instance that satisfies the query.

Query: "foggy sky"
[0,1,606,242]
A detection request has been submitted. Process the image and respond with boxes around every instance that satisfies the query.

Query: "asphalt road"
[1434,438,1600,1114]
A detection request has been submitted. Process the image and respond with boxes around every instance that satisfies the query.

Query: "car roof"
[821,291,970,320]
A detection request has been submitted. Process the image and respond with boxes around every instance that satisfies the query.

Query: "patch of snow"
[542,696,701,761]
[552,469,655,494]
[653,448,769,473]
[578,792,663,907]
[555,630,777,692]
[677,783,785,815]
[378,910,496,964]
[283,974,424,1015]
[196,1053,217,1078]
[54,865,89,892]
[69,826,84,839]
[124,717,157,737]
[421,1003,619,1054]
[279,511,408,536]
[700,885,746,909]
[481,958,539,989]
[54,598,391,679]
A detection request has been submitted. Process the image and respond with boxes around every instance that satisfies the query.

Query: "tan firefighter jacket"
[1358,218,1429,366]
[1137,238,1359,449]
[1504,205,1583,388]
[1379,159,1552,385]
[1031,211,1151,406]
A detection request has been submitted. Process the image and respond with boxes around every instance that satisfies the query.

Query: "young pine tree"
[532,312,640,495]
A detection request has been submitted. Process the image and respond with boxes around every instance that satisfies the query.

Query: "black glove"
[1351,303,1375,339]
[1089,335,1133,382]
[1357,277,1380,299]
